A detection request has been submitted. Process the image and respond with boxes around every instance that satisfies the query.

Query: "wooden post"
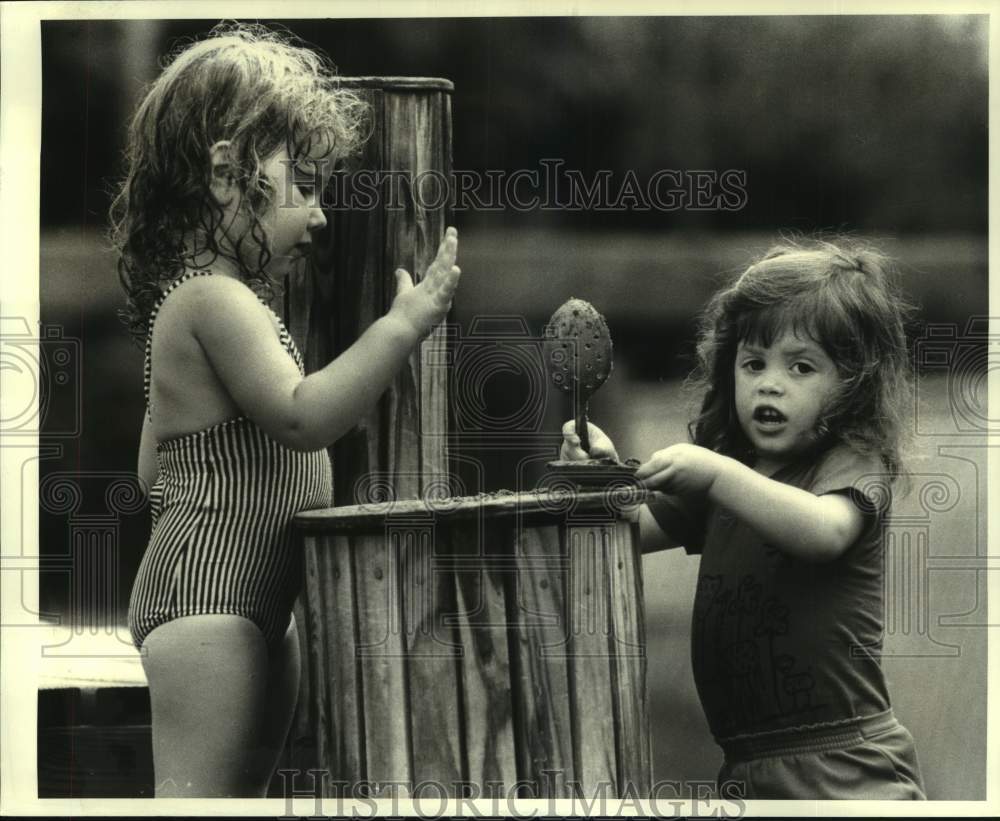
[294,490,652,798]
[284,76,454,503]
[278,77,454,793]
[280,76,652,800]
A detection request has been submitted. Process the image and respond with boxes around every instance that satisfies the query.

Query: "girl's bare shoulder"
[156,273,277,337]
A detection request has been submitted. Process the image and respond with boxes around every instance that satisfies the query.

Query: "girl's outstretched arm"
[193,229,460,452]
[636,444,865,563]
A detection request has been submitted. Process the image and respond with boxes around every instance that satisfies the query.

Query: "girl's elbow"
[273,413,348,452]
[275,420,327,453]
[809,531,854,563]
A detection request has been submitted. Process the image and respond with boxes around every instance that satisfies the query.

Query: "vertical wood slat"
[298,540,326,791]
[452,521,518,791]
[414,91,453,486]
[398,515,463,789]
[566,522,618,793]
[509,524,576,796]
[324,534,364,792]
[297,534,364,795]
[607,520,651,796]
[354,530,411,788]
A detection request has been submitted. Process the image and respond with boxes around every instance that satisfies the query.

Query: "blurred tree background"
[37,15,987,798]
[42,16,987,232]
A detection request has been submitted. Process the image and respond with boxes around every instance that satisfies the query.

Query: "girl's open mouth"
[753,405,788,426]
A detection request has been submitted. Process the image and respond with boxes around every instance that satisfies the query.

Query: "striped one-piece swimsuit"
[128,270,333,651]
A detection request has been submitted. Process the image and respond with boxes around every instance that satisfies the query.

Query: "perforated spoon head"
[542,297,613,400]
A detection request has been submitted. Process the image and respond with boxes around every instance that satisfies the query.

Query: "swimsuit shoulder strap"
[144,271,305,420]
[261,302,305,374]
[143,270,215,420]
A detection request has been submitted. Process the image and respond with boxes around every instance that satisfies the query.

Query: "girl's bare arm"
[708,459,864,562]
[637,504,685,553]
[193,230,460,452]
[638,444,865,562]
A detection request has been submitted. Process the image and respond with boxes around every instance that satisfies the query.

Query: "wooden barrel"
[293,487,652,798]
[279,77,454,783]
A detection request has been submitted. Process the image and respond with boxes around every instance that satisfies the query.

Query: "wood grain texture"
[566,522,618,794]
[354,531,412,787]
[606,520,651,796]
[320,83,452,506]
[451,521,518,790]
[323,534,364,792]
[295,489,647,531]
[297,534,364,795]
[397,516,463,788]
[508,524,576,796]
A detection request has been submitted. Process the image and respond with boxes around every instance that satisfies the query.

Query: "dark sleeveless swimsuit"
[127,270,333,652]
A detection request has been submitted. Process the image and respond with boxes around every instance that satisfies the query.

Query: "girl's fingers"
[561,442,588,461]
[635,455,670,481]
[394,268,414,295]
[638,466,674,490]
[435,231,458,267]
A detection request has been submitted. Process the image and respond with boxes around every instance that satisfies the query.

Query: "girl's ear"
[208,140,236,206]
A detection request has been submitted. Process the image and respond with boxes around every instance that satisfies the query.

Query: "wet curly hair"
[109,22,369,348]
[687,237,914,479]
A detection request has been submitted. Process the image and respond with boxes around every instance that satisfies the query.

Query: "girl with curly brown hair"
[112,23,461,797]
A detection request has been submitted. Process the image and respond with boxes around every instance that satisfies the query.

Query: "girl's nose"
[308,206,327,232]
[758,371,785,395]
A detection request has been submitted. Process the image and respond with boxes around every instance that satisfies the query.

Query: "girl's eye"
[791,362,815,375]
[742,359,765,372]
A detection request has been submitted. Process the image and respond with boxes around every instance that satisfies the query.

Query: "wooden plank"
[415,90,452,488]
[323,534,364,792]
[566,522,618,795]
[296,534,365,795]
[606,520,651,796]
[293,540,323,793]
[397,518,463,789]
[295,488,648,532]
[451,520,518,791]
[383,91,425,499]
[508,524,576,796]
[354,530,412,788]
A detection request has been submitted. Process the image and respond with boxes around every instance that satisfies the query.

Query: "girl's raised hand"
[560,420,620,461]
[389,227,461,339]
[635,443,727,495]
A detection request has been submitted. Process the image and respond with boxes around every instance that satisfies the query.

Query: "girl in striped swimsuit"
[111,24,461,798]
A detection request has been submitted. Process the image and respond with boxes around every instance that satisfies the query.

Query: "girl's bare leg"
[140,614,273,797]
